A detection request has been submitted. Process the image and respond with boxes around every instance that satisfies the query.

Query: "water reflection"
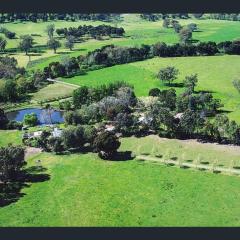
[6,108,64,125]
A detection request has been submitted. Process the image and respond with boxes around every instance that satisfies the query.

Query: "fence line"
[136,155,240,176]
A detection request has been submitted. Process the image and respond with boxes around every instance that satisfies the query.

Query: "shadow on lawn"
[110,151,135,161]
[0,166,50,207]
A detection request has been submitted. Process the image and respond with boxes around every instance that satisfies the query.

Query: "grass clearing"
[30,82,78,102]
[0,130,22,147]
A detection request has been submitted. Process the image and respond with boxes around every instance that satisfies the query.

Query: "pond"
[6,108,64,125]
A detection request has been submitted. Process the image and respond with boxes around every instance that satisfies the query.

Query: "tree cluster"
[56,25,125,39]
[0,13,121,23]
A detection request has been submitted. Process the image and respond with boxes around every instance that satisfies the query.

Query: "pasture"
[2,14,240,69]
[1,134,240,226]
[61,55,240,122]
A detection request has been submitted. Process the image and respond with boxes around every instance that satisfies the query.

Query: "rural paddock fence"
[136,155,240,176]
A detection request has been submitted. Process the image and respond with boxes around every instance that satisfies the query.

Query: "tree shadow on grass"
[195,90,216,94]
[0,167,50,207]
[168,83,184,88]
[108,151,135,161]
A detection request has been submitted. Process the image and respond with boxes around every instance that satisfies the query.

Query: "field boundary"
[136,155,240,176]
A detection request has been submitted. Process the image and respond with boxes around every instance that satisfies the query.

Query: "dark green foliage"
[23,113,38,127]
[0,145,25,182]
[47,38,61,53]
[56,24,125,39]
[0,36,7,52]
[0,108,9,129]
[64,35,75,51]
[149,88,161,97]
[158,88,177,110]
[61,125,85,149]
[19,35,34,55]
[179,27,192,44]
[183,74,198,93]
[157,66,179,85]
[93,131,120,159]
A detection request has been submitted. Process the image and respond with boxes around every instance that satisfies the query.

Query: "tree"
[73,86,89,108]
[19,35,33,55]
[172,20,182,33]
[162,18,170,28]
[82,125,97,145]
[179,27,192,44]
[158,88,177,110]
[178,109,201,137]
[49,137,65,154]
[157,66,179,85]
[0,145,25,183]
[0,108,9,129]
[47,38,61,53]
[23,113,38,126]
[187,23,197,32]
[0,36,7,52]
[93,131,120,159]
[183,74,198,93]
[115,112,134,135]
[61,126,85,149]
[3,80,19,102]
[233,79,240,93]
[149,88,161,96]
[45,24,55,39]
[64,35,75,51]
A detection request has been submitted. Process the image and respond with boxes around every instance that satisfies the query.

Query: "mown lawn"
[1,135,240,226]
[61,55,240,122]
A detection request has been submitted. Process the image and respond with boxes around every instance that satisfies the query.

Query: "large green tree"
[157,66,179,85]
[47,38,61,53]
[19,35,34,55]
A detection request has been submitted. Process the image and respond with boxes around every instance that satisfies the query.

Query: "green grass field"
[2,14,240,227]
[61,55,240,122]
[30,82,78,102]
[0,130,22,147]
[3,14,240,69]
[1,134,240,226]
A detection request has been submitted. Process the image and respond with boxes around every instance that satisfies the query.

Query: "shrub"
[23,113,38,126]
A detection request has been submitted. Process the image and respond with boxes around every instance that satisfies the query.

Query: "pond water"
[6,108,64,125]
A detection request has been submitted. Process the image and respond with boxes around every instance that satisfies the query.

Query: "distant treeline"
[43,40,240,79]
[0,13,121,23]
[140,13,194,21]
[140,13,240,21]
[56,25,125,38]
[208,13,240,21]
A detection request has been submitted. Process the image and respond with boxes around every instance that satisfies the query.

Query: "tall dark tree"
[19,35,34,55]
[184,74,198,93]
[47,38,61,53]
[45,24,55,39]
[64,35,75,51]
[0,108,9,129]
[0,36,7,52]
[179,27,192,44]
[0,145,25,183]
[93,131,120,159]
